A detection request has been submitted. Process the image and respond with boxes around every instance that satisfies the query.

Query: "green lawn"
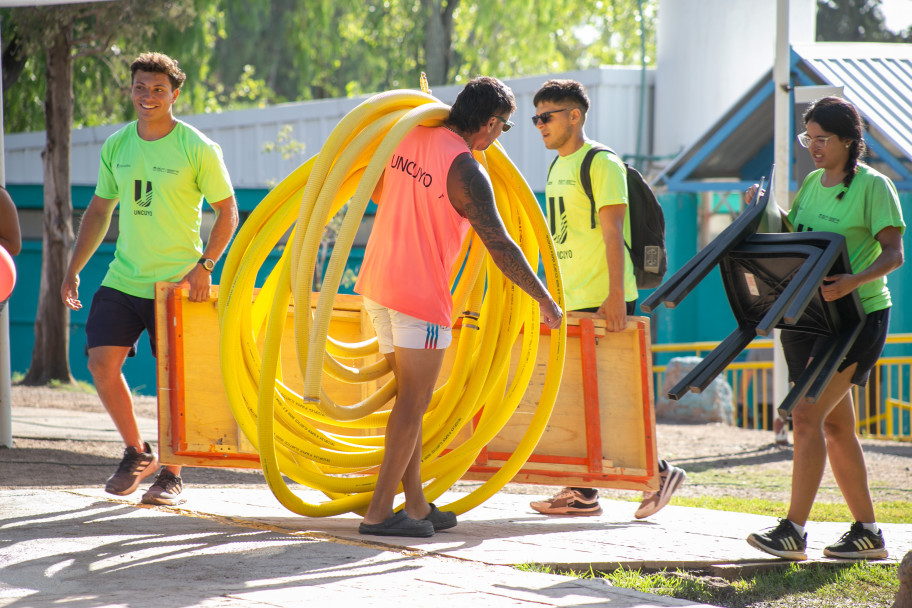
[670,495,912,525]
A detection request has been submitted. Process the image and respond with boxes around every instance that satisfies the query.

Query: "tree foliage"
[6,0,912,136]
[3,0,657,133]
[816,0,911,42]
[450,0,656,83]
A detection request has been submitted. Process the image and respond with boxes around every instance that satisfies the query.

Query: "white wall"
[654,0,816,158]
[4,67,654,194]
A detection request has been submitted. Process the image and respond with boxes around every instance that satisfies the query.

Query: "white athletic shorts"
[363,297,452,354]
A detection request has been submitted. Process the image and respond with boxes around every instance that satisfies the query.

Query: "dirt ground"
[3,384,911,505]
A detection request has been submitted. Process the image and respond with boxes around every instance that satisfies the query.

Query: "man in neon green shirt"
[528,79,685,519]
[61,52,238,506]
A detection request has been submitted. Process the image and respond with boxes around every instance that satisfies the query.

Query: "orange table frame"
[155,283,659,491]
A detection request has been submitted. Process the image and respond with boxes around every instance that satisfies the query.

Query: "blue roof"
[657,42,912,192]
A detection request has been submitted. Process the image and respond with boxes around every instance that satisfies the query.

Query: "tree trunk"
[1,34,27,94]
[22,24,75,386]
[423,0,457,86]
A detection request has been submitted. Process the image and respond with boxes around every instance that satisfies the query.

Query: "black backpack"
[547,145,667,289]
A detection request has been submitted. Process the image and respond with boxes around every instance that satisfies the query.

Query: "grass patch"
[601,567,717,604]
[517,562,899,608]
[607,562,898,608]
[11,372,95,394]
[669,495,912,524]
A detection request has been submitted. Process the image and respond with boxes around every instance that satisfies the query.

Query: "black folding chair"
[641,175,771,313]
[647,173,866,418]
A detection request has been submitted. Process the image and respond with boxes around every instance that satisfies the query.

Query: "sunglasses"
[490,115,514,132]
[531,108,569,126]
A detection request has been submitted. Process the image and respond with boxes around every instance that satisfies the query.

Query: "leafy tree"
[4,0,658,134]
[816,0,911,42]
[208,0,427,100]
[449,0,655,83]
[201,0,655,101]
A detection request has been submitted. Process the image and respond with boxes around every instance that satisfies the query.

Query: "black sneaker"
[823,522,888,559]
[747,518,807,560]
[105,442,158,496]
[141,469,184,506]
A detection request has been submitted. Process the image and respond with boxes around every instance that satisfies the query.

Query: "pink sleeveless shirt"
[355,126,471,326]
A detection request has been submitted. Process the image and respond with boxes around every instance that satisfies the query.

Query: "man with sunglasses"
[355,76,562,537]
[528,79,685,519]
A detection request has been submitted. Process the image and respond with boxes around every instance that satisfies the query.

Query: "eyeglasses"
[531,108,569,126]
[797,131,836,148]
[490,115,514,132]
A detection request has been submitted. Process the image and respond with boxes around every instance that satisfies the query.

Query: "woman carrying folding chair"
[743,97,904,561]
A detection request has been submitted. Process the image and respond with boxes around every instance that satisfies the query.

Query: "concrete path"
[2,489,717,608]
[10,407,157,443]
[3,407,908,607]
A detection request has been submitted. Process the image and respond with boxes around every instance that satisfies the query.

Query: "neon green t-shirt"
[95,121,234,298]
[787,163,905,314]
[545,142,637,311]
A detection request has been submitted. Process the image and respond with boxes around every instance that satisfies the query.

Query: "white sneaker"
[635,461,686,519]
[774,415,789,445]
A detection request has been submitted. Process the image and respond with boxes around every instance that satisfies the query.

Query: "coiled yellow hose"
[218,88,566,517]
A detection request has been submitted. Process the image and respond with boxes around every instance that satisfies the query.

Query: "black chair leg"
[804,320,866,403]
[668,327,756,398]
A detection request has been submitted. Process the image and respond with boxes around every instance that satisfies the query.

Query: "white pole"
[772,0,791,414]
[0,18,12,448]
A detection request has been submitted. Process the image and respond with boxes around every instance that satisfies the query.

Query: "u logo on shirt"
[547,196,569,245]
[134,180,153,208]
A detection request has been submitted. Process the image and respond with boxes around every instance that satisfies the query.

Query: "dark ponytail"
[803,97,866,200]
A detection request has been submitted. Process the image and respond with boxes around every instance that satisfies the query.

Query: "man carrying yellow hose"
[355,76,563,537]
[528,79,686,520]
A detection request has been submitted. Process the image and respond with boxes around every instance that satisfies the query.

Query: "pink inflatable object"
[0,246,16,301]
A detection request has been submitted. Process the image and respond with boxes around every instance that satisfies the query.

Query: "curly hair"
[803,97,866,200]
[447,76,516,134]
[130,52,187,91]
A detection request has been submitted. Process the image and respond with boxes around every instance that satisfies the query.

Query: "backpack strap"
[579,145,612,229]
[581,145,635,259]
[547,155,559,178]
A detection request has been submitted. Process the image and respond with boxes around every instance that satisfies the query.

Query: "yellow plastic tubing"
[218,88,566,518]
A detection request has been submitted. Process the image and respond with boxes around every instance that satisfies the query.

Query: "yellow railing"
[652,334,912,440]
[863,398,912,437]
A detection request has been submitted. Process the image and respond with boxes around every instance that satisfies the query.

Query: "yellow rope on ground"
[218,89,566,517]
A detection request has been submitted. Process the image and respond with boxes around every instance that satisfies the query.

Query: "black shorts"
[84,285,157,358]
[781,307,889,387]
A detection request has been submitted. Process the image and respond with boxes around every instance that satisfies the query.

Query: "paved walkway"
[3,407,908,608]
[9,406,157,443]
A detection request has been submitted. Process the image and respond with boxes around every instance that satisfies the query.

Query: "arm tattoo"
[457,158,548,301]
